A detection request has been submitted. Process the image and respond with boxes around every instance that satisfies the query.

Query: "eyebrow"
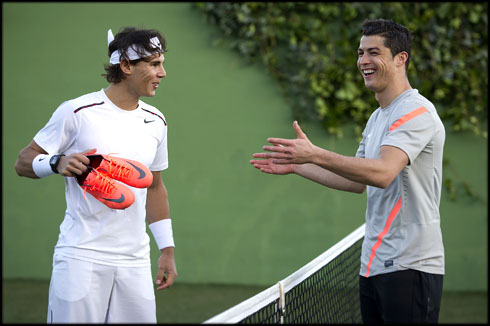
[358,47,381,52]
[150,58,164,64]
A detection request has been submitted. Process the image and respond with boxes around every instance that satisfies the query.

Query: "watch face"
[50,155,61,173]
[50,155,58,165]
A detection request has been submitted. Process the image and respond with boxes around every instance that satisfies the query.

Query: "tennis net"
[203,223,365,324]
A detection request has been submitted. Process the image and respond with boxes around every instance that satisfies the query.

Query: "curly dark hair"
[102,26,167,84]
[362,19,413,72]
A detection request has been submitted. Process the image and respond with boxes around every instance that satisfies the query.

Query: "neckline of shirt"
[381,89,418,113]
[100,88,141,114]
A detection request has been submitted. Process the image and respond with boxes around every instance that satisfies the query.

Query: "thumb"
[293,121,307,139]
[82,148,97,155]
[155,268,165,285]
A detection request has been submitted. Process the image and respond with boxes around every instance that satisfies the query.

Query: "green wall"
[2,3,487,291]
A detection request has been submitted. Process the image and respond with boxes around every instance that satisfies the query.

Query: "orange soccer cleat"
[87,154,153,188]
[76,167,135,210]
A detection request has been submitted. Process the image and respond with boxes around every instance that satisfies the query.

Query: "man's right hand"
[57,148,97,177]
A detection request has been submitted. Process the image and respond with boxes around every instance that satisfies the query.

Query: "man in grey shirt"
[250,18,444,323]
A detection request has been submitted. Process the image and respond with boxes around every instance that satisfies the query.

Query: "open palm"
[250,156,295,175]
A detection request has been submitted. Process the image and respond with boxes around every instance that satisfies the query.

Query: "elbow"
[375,175,396,189]
[14,156,34,178]
[348,183,366,194]
[14,159,23,177]
[354,184,366,194]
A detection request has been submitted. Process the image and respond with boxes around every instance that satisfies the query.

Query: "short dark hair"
[362,19,413,72]
[102,26,167,84]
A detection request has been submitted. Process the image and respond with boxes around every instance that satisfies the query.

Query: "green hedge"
[195,2,488,138]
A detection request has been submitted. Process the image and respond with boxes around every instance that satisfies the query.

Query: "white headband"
[107,29,163,65]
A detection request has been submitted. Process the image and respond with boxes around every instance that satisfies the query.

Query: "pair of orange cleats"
[75,154,153,209]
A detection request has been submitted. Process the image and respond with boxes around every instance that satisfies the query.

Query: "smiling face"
[125,53,166,98]
[357,35,398,93]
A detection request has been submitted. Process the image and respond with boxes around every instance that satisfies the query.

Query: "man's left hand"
[155,247,177,291]
[262,121,317,165]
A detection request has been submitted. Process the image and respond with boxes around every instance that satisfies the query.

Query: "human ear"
[396,52,408,67]
[120,59,133,75]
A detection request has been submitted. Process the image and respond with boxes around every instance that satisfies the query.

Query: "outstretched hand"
[252,121,317,166]
[250,156,295,175]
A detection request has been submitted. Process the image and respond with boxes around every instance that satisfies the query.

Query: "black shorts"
[359,269,443,324]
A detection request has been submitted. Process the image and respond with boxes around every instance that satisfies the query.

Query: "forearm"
[14,142,48,178]
[310,146,395,188]
[146,183,170,224]
[294,163,365,193]
[146,174,175,251]
[148,177,177,290]
[264,121,407,189]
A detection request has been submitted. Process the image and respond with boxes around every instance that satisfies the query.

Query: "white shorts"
[47,254,156,323]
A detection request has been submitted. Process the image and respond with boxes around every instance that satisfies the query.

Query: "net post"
[278,281,285,324]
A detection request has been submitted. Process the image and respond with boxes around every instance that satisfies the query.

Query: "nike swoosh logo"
[102,194,125,203]
[144,118,155,123]
[39,157,46,161]
[127,161,147,180]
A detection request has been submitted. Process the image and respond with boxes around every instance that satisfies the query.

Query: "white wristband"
[32,154,55,178]
[149,219,175,249]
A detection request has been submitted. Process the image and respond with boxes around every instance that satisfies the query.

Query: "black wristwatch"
[49,154,65,174]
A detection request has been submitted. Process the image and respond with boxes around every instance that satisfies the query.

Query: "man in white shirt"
[15,26,177,323]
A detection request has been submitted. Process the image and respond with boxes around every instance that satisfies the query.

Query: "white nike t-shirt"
[34,89,168,267]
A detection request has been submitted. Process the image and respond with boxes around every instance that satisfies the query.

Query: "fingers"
[155,268,166,290]
[258,151,292,160]
[156,253,177,291]
[61,158,90,176]
[252,151,291,160]
[267,138,293,146]
[250,162,272,173]
[252,153,268,159]
[251,163,273,174]
[263,144,291,153]
[250,158,273,173]
[157,270,176,291]
[250,159,268,165]
[257,167,274,174]
[59,150,95,177]
[79,148,97,165]
[252,150,292,164]
[251,122,308,168]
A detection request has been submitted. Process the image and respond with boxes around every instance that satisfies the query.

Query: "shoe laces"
[104,154,133,180]
[81,168,116,199]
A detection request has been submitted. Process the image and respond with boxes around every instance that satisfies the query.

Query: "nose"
[158,66,166,78]
[358,54,370,67]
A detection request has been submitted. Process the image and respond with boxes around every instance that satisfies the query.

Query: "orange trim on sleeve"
[364,197,402,277]
[389,106,428,131]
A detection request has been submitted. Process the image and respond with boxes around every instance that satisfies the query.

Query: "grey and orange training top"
[356,89,445,278]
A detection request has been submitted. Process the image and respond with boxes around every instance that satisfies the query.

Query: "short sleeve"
[356,128,366,158]
[356,108,379,159]
[382,107,434,164]
[33,101,78,154]
[149,120,168,171]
